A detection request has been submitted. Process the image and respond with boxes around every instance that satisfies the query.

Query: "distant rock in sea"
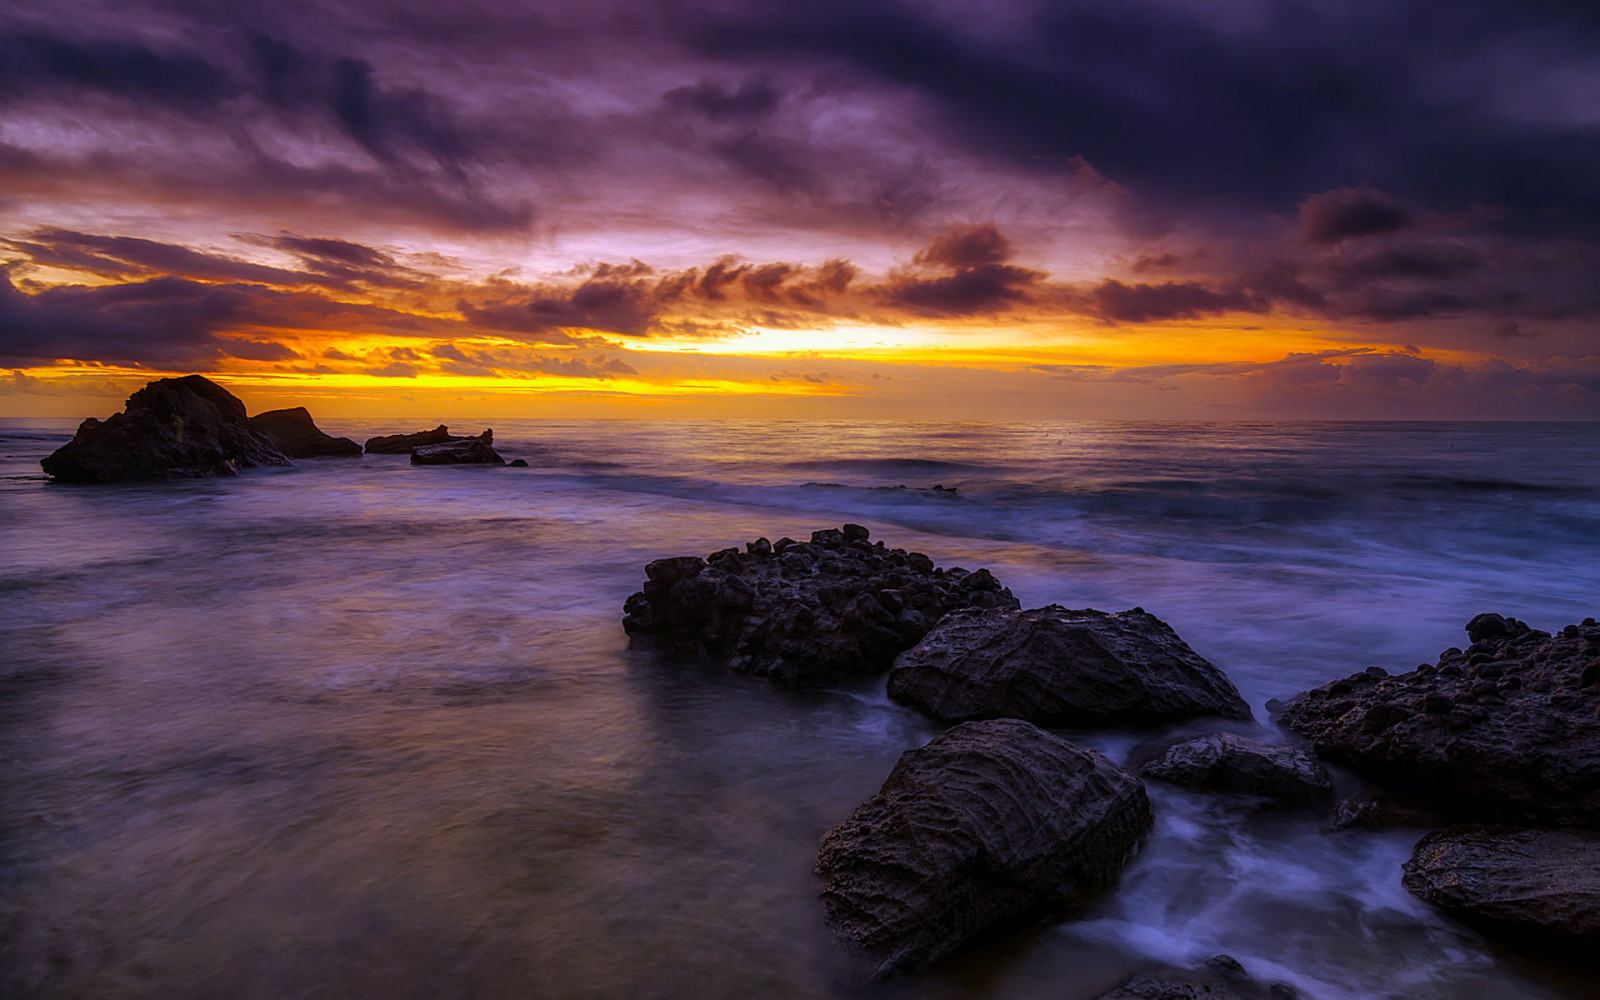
[1276,614,1600,828]
[622,525,1019,687]
[410,434,505,465]
[364,425,490,454]
[816,718,1151,974]
[40,375,290,482]
[888,605,1252,727]
[247,406,361,458]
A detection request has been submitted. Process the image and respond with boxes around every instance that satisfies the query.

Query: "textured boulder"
[1094,977,1246,1000]
[1277,615,1600,827]
[1403,826,1600,953]
[888,605,1251,727]
[1140,733,1332,809]
[622,526,1019,687]
[247,406,360,458]
[40,375,289,482]
[364,425,489,454]
[410,434,504,465]
[816,719,1151,973]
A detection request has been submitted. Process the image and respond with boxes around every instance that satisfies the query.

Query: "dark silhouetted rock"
[1403,825,1600,954]
[1330,793,1444,831]
[410,433,504,465]
[365,425,491,454]
[622,526,1020,687]
[1277,615,1600,827]
[1094,977,1246,1000]
[40,375,289,482]
[816,719,1151,974]
[507,458,529,467]
[887,605,1251,727]
[1140,733,1332,808]
[247,406,360,458]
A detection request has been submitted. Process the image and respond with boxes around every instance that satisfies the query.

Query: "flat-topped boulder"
[1403,825,1600,954]
[888,605,1252,727]
[410,435,504,465]
[40,375,289,482]
[622,526,1019,687]
[247,406,360,458]
[1139,733,1332,809]
[816,719,1151,974]
[364,425,490,454]
[1276,615,1600,827]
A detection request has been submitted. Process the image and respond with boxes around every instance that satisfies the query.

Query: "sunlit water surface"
[2,419,1597,1000]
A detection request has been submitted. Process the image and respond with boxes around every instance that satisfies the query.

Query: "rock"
[364,425,490,454]
[410,433,504,465]
[1276,616,1600,827]
[1330,793,1444,831]
[816,719,1151,974]
[1140,733,1332,808]
[246,406,361,458]
[622,526,1020,687]
[40,375,289,482]
[1094,976,1246,1000]
[507,459,529,468]
[887,605,1252,727]
[1402,825,1600,953]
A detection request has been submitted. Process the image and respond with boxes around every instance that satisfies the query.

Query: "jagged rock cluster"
[1277,613,1600,828]
[622,525,1020,687]
[1275,612,1600,955]
[40,375,291,481]
[888,605,1252,727]
[411,432,504,465]
[816,719,1151,973]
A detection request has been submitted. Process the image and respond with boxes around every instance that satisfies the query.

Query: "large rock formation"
[410,436,505,465]
[247,406,360,458]
[40,375,289,482]
[1402,826,1600,953]
[622,525,1019,687]
[887,605,1252,727]
[816,719,1151,974]
[364,425,489,454]
[1276,614,1600,827]
[1140,733,1332,809]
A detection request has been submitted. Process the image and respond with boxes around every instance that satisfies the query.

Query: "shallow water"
[2,419,1597,999]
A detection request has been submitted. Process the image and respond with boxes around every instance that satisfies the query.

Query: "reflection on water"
[2,419,1597,999]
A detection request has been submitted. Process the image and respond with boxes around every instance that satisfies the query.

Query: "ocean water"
[2,418,1597,1000]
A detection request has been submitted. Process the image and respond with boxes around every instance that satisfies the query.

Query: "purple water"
[3,419,1597,999]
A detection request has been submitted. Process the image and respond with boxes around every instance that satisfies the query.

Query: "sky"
[3,0,1600,419]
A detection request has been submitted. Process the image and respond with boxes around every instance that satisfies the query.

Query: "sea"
[2,418,1597,1000]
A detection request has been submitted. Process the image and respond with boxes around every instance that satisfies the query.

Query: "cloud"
[883,223,1042,316]
[1299,188,1412,244]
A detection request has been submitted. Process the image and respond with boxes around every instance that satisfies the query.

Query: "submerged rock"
[247,406,361,458]
[1140,733,1332,809]
[410,433,504,465]
[1276,615,1600,827]
[364,425,489,454]
[888,605,1252,727]
[40,375,289,482]
[816,719,1151,974]
[1403,825,1600,953]
[622,525,1019,687]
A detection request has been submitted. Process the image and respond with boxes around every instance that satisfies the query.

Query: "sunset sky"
[3,0,1599,419]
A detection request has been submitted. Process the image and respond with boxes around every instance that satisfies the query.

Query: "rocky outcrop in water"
[887,605,1252,727]
[1402,825,1600,953]
[40,375,290,482]
[364,425,490,454]
[1094,977,1247,1000]
[1276,614,1600,827]
[410,434,505,465]
[622,525,1019,687]
[247,406,361,458]
[816,718,1151,974]
[1139,733,1332,809]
